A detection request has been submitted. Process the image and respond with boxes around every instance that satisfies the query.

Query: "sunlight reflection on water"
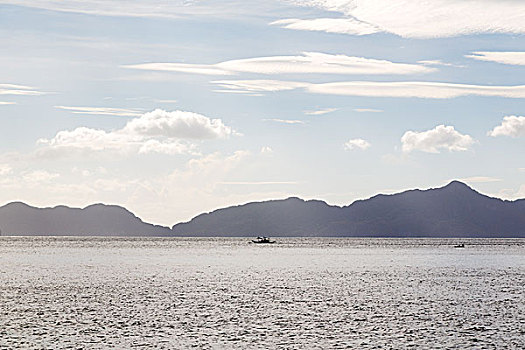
[0,237,524,348]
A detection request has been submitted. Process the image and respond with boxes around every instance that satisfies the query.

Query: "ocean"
[0,237,523,349]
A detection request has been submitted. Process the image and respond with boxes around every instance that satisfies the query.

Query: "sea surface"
[0,237,524,349]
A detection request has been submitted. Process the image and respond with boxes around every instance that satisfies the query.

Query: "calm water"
[0,237,524,349]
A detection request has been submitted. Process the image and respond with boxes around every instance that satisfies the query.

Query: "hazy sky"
[1,0,525,226]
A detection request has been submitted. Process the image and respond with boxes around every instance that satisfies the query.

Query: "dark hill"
[172,181,525,237]
[0,202,171,236]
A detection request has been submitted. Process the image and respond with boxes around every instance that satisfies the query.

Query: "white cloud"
[263,118,305,124]
[213,80,308,93]
[37,109,234,156]
[0,83,44,96]
[22,170,60,183]
[0,101,16,105]
[401,125,475,153]
[0,0,271,19]
[125,52,433,76]
[138,139,197,156]
[488,116,525,137]
[353,108,382,113]
[280,0,525,38]
[260,146,273,154]
[304,107,337,115]
[466,52,525,66]
[418,60,461,67]
[218,181,298,185]
[0,164,12,176]
[123,109,234,139]
[306,81,525,99]
[458,176,501,183]
[55,106,144,117]
[214,80,525,99]
[344,138,371,151]
[270,18,380,35]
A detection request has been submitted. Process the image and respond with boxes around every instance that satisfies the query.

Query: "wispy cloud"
[304,108,337,115]
[353,108,383,113]
[214,80,525,99]
[488,116,525,138]
[401,125,475,153]
[466,52,525,66]
[55,106,144,117]
[0,0,274,19]
[418,60,462,67]
[276,0,525,38]
[0,102,16,105]
[124,52,434,76]
[0,83,44,96]
[218,181,298,185]
[213,80,308,93]
[270,18,380,36]
[459,176,501,183]
[263,118,305,124]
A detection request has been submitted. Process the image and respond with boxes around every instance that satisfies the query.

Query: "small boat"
[454,243,465,248]
[251,236,275,244]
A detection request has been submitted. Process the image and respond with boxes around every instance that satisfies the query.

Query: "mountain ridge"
[1,181,524,237]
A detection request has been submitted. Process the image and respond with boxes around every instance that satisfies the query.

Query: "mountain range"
[1,181,524,237]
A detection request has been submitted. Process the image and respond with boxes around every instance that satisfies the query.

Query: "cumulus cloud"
[124,52,434,76]
[401,125,475,153]
[37,109,234,156]
[123,109,233,139]
[278,0,525,38]
[138,139,197,156]
[344,138,371,151]
[214,80,525,99]
[55,106,143,117]
[466,52,525,66]
[488,116,525,137]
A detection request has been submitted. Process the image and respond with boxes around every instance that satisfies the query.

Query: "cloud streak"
[214,80,525,99]
[277,0,525,38]
[263,119,305,124]
[124,52,434,76]
[0,83,44,96]
[56,106,144,117]
[466,52,525,66]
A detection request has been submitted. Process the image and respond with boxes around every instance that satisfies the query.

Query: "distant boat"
[251,236,275,244]
[454,243,465,248]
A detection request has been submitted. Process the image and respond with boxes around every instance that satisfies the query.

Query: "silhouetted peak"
[442,180,473,192]
[283,197,305,203]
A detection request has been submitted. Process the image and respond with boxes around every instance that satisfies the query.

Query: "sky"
[1,0,525,226]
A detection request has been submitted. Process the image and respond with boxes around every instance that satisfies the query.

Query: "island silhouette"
[1,181,524,237]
